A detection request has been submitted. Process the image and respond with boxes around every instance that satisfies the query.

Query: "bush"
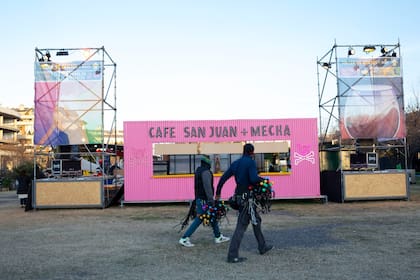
[0,171,13,190]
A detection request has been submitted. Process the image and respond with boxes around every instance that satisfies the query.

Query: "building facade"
[0,106,23,171]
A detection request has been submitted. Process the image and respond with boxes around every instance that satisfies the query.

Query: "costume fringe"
[176,200,196,233]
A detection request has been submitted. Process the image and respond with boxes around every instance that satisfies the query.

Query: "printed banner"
[337,57,405,140]
[34,60,103,145]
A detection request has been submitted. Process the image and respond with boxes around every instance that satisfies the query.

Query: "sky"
[1,0,419,128]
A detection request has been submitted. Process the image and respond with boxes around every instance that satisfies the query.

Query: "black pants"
[25,184,33,211]
[227,202,266,259]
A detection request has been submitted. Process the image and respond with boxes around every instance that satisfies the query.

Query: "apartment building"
[13,105,35,155]
[0,106,23,170]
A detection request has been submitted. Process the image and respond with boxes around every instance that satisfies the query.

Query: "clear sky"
[1,0,419,127]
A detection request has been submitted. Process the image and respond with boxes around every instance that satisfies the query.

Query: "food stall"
[123,118,323,203]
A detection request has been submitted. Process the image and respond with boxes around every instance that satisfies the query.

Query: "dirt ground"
[1,184,420,280]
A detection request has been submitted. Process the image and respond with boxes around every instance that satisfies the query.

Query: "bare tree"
[405,85,420,169]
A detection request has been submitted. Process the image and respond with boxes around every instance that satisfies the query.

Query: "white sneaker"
[179,237,194,247]
[215,234,230,244]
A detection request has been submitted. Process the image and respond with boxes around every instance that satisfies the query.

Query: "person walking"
[215,143,273,263]
[179,155,230,247]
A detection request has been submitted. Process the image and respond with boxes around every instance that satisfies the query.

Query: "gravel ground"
[1,184,420,280]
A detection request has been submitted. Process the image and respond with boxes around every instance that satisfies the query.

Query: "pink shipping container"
[123,118,321,203]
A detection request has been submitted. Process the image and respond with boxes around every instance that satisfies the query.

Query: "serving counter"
[321,169,409,202]
[343,170,409,201]
[34,178,104,209]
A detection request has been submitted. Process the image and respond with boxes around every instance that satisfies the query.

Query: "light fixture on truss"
[363,45,376,53]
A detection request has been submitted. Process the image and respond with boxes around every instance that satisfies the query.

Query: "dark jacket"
[194,161,215,205]
[16,174,31,195]
[216,154,262,196]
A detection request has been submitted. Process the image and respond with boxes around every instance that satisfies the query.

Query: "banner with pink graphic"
[123,118,320,203]
[34,60,103,145]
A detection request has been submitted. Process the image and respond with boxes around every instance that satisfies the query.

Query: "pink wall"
[123,119,320,202]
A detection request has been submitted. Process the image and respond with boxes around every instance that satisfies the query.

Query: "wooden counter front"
[343,171,408,201]
[34,179,104,208]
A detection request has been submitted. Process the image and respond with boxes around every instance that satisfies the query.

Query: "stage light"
[380,46,387,54]
[56,50,69,56]
[391,51,397,57]
[39,51,51,62]
[322,62,331,69]
[363,46,376,53]
[348,47,355,56]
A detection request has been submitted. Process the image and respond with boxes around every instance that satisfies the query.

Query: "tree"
[405,86,420,170]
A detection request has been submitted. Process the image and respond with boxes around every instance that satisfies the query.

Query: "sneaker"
[227,257,247,263]
[179,237,194,247]
[215,234,230,244]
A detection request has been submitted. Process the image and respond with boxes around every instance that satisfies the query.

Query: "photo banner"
[34,60,103,145]
[337,57,405,140]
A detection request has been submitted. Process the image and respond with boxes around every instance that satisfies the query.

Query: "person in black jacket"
[179,155,230,247]
[16,170,31,207]
[25,165,46,212]
[216,143,273,263]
